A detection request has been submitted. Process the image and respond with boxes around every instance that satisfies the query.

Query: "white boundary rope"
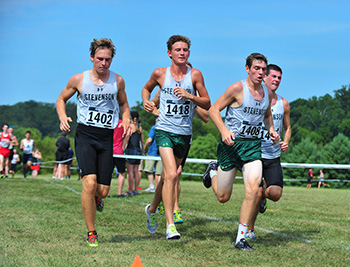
[114,154,350,170]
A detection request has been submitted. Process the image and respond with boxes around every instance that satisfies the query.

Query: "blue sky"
[1,0,349,111]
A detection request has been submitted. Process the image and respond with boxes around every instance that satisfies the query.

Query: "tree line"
[1,85,349,186]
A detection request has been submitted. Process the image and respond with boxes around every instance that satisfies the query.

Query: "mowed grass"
[1,175,350,267]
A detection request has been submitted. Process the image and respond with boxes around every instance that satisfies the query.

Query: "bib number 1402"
[86,108,114,128]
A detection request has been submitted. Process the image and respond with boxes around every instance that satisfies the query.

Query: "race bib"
[165,100,191,118]
[238,120,262,139]
[86,107,114,128]
[1,141,9,148]
[260,127,279,142]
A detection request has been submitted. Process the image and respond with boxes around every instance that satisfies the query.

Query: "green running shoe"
[157,201,165,215]
[173,210,183,224]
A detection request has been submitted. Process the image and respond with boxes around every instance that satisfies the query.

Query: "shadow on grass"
[258,229,320,247]
[108,233,165,243]
[107,217,234,245]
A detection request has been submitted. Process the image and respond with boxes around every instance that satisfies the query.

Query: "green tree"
[282,137,322,179]
[320,134,350,182]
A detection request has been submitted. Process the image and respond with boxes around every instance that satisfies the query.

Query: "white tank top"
[77,70,119,129]
[262,95,284,159]
[156,67,196,135]
[224,79,269,139]
[22,139,34,154]
[11,154,19,164]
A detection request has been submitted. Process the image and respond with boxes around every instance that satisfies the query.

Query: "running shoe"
[245,230,256,242]
[86,231,99,247]
[173,210,183,224]
[144,185,155,192]
[95,196,104,212]
[202,161,217,188]
[117,194,125,198]
[145,204,157,234]
[166,224,181,239]
[124,191,134,196]
[157,201,165,215]
[234,238,255,251]
[132,190,139,195]
[259,197,267,214]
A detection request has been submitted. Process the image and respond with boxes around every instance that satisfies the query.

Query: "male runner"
[202,53,279,251]
[142,35,210,239]
[245,64,291,242]
[56,38,131,247]
[151,63,210,224]
[0,124,11,178]
[20,130,36,178]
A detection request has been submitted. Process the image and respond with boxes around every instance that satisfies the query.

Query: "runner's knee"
[217,193,231,203]
[83,178,97,194]
[265,186,282,202]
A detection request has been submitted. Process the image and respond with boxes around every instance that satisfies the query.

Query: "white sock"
[209,170,217,178]
[235,222,248,243]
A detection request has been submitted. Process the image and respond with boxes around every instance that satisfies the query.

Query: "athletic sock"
[235,222,248,243]
[209,170,217,179]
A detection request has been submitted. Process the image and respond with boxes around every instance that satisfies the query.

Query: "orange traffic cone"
[131,254,143,267]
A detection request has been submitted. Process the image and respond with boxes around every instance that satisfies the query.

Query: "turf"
[1,175,349,266]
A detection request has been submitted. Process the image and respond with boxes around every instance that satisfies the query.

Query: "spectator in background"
[143,116,162,192]
[124,111,144,196]
[54,132,70,180]
[113,119,127,198]
[307,168,314,189]
[66,148,74,179]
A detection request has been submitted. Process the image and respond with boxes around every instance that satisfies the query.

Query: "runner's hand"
[120,119,131,138]
[270,131,280,145]
[280,141,289,152]
[221,128,235,146]
[143,100,156,113]
[174,87,190,99]
[60,117,72,132]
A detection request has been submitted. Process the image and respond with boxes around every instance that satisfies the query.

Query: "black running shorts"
[113,157,126,174]
[262,157,283,188]
[75,124,114,186]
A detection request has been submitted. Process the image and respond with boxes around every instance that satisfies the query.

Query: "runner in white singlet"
[202,53,279,251]
[56,38,131,248]
[246,64,291,242]
[142,35,210,240]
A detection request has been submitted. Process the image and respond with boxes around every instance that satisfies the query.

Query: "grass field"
[1,175,350,267]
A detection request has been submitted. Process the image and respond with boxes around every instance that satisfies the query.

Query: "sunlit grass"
[1,175,349,266]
